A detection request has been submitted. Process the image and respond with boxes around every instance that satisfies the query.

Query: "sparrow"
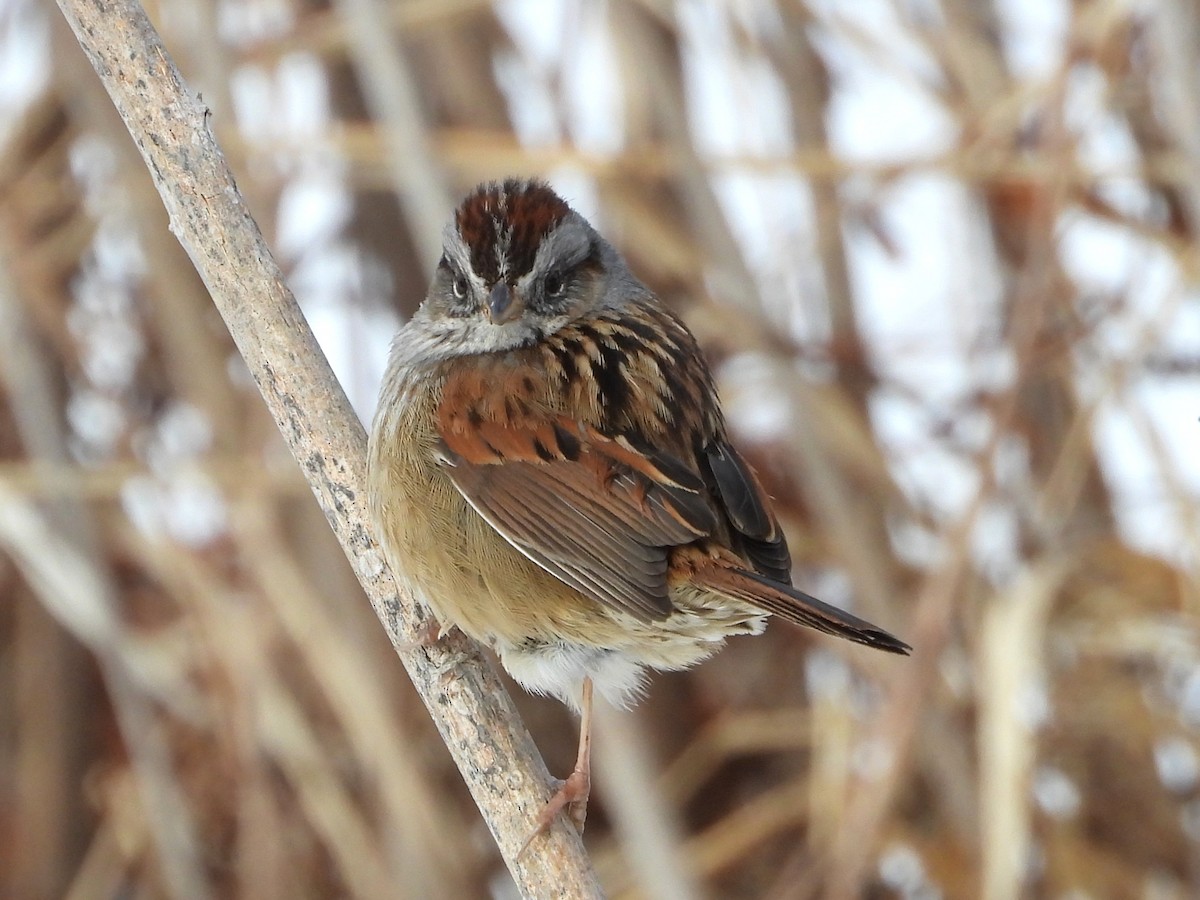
[367,179,909,850]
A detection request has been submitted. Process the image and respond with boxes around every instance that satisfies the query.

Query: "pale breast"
[367,366,624,648]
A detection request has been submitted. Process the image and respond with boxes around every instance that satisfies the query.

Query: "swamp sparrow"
[367,179,909,848]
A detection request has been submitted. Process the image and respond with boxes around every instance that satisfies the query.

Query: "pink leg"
[518,677,593,857]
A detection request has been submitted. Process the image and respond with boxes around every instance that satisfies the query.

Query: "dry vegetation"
[3,0,1199,897]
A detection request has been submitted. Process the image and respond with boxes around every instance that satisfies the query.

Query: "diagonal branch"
[52,0,601,894]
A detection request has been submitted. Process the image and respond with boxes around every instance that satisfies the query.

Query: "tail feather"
[698,567,911,655]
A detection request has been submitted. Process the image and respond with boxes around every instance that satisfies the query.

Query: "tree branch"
[52,0,601,894]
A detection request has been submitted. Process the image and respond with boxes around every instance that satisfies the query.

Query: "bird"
[366,178,909,851]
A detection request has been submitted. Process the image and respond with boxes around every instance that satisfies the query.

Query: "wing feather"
[432,328,793,623]
[702,441,793,584]
[439,417,715,622]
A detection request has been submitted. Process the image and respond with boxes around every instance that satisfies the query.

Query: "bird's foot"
[516,768,590,858]
[396,618,448,653]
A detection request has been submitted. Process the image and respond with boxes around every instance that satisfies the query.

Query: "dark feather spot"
[607,328,643,356]
[531,437,555,462]
[592,341,630,423]
[558,336,585,360]
[554,338,582,381]
[504,396,526,419]
[553,424,581,461]
[622,316,661,344]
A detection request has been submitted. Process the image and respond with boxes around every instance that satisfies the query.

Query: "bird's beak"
[487,282,524,325]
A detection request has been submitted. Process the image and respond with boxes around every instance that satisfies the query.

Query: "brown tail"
[698,567,911,655]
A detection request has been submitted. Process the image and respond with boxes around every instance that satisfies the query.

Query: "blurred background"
[2,0,1199,897]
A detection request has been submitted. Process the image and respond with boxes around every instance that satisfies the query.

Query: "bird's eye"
[544,272,565,297]
[452,275,468,299]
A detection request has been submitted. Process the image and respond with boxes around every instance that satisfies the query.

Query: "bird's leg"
[561,675,594,830]
[518,677,594,857]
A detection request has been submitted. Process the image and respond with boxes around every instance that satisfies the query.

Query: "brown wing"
[437,399,718,622]
[433,304,793,624]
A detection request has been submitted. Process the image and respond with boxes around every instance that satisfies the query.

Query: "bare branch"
[51,0,601,893]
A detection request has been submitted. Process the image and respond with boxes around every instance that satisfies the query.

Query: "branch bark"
[52,0,602,895]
